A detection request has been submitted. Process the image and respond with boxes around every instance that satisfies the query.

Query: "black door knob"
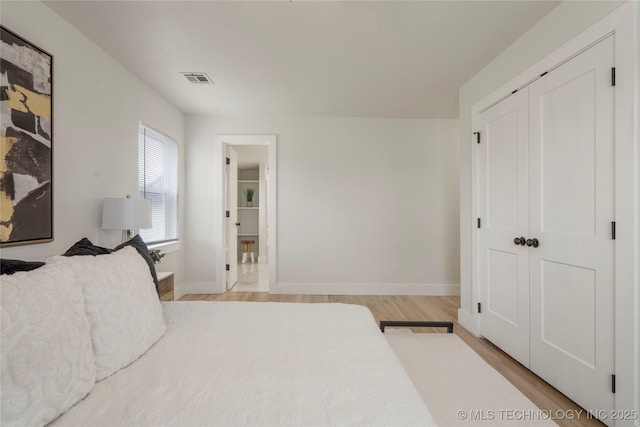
[526,238,539,248]
[235,222,241,227]
[514,237,526,246]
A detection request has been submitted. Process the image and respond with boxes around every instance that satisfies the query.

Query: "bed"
[1,242,436,426]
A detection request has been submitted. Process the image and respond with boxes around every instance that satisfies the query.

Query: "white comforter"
[52,302,435,426]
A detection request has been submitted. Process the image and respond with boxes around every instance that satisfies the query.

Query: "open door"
[226,145,239,290]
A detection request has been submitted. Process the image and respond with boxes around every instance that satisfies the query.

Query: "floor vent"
[181,72,213,84]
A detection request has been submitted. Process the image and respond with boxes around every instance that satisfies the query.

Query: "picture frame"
[1,26,53,247]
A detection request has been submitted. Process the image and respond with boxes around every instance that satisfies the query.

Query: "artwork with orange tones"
[1,26,53,246]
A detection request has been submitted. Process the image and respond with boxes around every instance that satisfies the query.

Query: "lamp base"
[122,229,134,243]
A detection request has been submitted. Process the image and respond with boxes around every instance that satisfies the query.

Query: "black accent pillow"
[62,237,111,256]
[1,259,45,275]
[114,234,159,291]
[63,236,160,294]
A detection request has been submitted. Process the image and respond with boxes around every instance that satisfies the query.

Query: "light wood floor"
[180,293,604,427]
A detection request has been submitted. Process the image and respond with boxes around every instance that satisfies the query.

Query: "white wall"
[184,115,459,295]
[1,2,185,282]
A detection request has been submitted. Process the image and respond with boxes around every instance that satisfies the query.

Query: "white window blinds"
[138,124,178,244]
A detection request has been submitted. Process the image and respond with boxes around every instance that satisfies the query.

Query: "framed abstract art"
[0,26,53,246]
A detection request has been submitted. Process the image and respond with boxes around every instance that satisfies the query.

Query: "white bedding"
[52,301,435,426]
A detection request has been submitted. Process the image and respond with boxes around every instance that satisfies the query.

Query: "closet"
[238,170,259,261]
[478,36,615,416]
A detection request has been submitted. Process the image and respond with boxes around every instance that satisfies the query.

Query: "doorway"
[229,145,270,292]
[213,134,277,295]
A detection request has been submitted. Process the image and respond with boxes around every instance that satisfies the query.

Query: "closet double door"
[478,36,615,416]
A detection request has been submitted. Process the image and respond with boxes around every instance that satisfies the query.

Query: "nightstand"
[157,271,174,301]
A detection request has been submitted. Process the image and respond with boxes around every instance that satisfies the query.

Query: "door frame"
[213,134,277,294]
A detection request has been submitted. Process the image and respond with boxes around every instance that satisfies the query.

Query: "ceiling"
[45,1,561,119]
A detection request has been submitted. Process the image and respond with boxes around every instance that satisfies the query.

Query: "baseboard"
[271,282,460,296]
[175,282,219,300]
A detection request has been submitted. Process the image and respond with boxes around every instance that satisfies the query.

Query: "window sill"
[148,240,181,254]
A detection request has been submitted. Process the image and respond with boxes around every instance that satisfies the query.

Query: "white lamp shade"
[102,198,152,230]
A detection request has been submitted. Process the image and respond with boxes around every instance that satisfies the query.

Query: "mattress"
[52,301,436,426]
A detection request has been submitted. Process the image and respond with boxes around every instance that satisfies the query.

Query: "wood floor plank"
[178,293,604,426]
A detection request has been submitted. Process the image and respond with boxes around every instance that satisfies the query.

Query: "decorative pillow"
[62,237,111,257]
[50,246,165,380]
[114,234,159,290]
[0,259,45,275]
[63,236,160,292]
[1,262,96,426]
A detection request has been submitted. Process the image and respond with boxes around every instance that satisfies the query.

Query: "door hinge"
[226,157,230,165]
[225,264,230,271]
[611,67,616,86]
[611,221,616,240]
[612,374,616,393]
[477,302,482,314]
[225,210,230,218]
[477,218,481,229]
[474,132,481,144]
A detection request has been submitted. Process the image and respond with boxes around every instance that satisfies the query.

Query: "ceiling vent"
[181,72,214,84]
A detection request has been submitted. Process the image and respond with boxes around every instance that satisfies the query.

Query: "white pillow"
[1,262,96,427]
[51,246,165,380]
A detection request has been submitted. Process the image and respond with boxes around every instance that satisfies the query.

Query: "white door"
[478,88,530,366]
[226,145,239,290]
[528,36,615,415]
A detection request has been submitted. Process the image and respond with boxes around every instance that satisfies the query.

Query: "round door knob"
[514,237,526,246]
[526,238,539,248]
[235,222,241,227]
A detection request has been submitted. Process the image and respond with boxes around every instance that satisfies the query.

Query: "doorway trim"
[213,134,277,294]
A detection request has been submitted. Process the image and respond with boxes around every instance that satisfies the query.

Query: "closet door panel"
[538,70,596,234]
[478,89,530,366]
[529,36,615,416]
[540,260,596,366]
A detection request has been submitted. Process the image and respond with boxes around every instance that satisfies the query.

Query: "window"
[138,124,178,244]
